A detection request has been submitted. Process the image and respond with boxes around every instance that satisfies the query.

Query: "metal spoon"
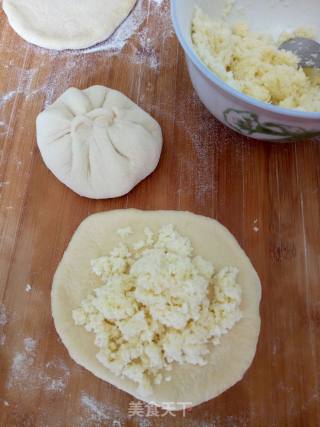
[280,37,320,68]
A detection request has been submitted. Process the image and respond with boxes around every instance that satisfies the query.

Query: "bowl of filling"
[171,0,320,141]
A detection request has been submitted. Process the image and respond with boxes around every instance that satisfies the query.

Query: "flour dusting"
[40,359,71,392]
[0,303,7,326]
[78,0,170,71]
[131,27,160,70]
[0,69,38,109]
[0,60,80,114]
[7,337,37,389]
[0,303,8,346]
[0,121,9,137]
[180,416,248,427]
[24,337,37,352]
[80,0,147,55]
[42,60,81,107]
[0,91,16,108]
[80,393,125,424]
[6,336,71,394]
[79,393,168,426]
[138,419,152,427]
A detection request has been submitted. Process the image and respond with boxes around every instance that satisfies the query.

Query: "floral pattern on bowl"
[223,109,320,141]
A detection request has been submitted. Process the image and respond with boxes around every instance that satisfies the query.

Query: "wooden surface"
[1,1,320,426]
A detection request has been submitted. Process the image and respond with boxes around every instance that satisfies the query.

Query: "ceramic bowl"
[171,0,320,141]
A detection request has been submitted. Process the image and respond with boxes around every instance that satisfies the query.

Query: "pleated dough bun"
[36,86,163,199]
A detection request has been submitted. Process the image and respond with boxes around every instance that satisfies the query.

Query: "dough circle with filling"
[51,209,261,410]
[3,0,137,50]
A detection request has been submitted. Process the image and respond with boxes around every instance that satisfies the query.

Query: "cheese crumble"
[72,225,242,396]
[192,8,320,112]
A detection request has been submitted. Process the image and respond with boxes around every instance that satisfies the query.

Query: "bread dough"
[3,0,137,50]
[36,86,163,199]
[51,210,261,409]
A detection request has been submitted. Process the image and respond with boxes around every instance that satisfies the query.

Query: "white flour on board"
[176,91,218,206]
[0,68,38,108]
[7,337,37,388]
[39,359,71,392]
[78,0,168,57]
[79,393,126,425]
[79,393,156,427]
[79,0,150,55]
[78,390,222,427]
[23,336,37,352]
[6,337,71,394]
[137,419,152,427]
[78,391,239,427]
[173,415,250,427]
[0,303,7,325]
[0,303,8,346]
[0,121,9,136]
[0,91,16,108]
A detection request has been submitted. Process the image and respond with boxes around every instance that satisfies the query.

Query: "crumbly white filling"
[73,224,242,396]
[192,8,320,112]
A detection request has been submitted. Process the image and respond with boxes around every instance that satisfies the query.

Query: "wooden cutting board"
[0,1,320,426]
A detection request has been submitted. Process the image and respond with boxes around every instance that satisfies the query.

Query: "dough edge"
[3,0,137,50]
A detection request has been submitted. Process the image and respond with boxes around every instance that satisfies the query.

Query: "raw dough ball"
[3,0,137,50]
[51,209,261,410]
[36,86,163,199]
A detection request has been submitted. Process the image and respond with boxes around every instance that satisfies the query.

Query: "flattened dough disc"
[3,0,137,50]
[52,209,261,410]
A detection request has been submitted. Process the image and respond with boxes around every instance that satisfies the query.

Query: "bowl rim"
[171,0,320,120]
